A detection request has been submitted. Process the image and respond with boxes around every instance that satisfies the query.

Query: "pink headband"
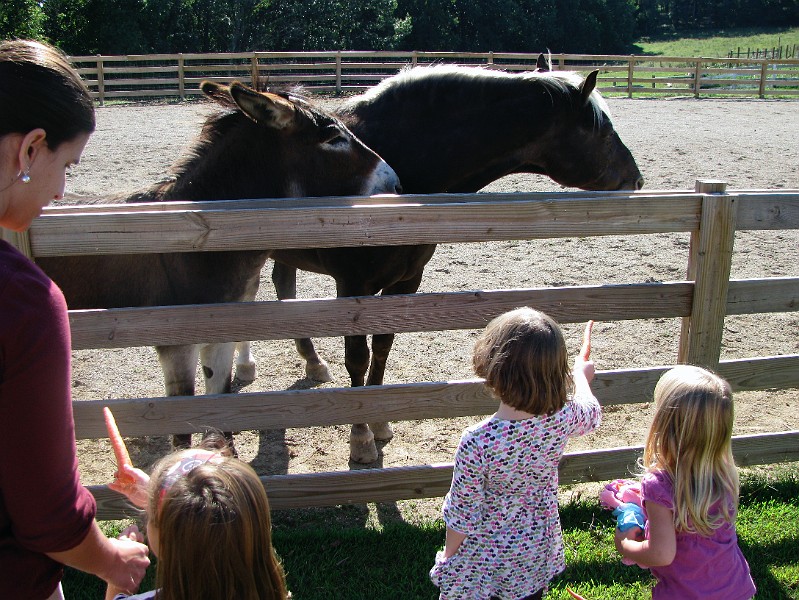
[158,449,222,506]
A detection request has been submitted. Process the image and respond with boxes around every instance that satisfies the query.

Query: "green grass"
[63,465,799,599]
[631,26,799,58]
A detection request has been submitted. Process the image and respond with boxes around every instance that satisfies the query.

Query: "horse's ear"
[536,52,552,72]
[229,82,296,129]
[580,70,599,105]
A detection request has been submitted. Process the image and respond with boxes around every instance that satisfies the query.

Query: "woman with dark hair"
[0,39,150,599]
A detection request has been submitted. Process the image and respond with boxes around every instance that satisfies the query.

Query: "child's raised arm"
[573,320,595,387]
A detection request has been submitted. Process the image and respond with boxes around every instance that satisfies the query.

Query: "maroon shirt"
[0,240,96,598]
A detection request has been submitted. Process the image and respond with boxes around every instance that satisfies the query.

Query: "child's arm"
[443,526,467,558]
[104,526,146,600]
[614,500,677,567]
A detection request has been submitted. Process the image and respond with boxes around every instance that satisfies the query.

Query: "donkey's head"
[163,81,401,201]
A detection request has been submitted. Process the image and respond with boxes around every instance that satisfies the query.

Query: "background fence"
[5,180,797,519]
[68,50,799,103]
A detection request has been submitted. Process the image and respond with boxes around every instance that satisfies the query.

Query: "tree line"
[1,0,797,56]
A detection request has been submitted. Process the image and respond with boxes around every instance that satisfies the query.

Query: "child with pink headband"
[107,435,289,600]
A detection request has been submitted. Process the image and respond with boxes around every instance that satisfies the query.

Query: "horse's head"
[162,81,401,201]
[524,70,644,191]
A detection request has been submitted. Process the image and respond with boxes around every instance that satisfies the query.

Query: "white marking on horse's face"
[361,159,401,195]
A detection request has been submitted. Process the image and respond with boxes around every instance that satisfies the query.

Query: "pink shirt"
[0,241,96,599]
[642,470,756,600]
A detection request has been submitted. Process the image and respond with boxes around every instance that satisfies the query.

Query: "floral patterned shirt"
[430,393,601,599]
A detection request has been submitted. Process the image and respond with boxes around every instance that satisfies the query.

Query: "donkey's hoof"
[234,360,257,382]
[350,442,379,464]
[349,429,378,463]
[306,360,333,383]
[172,433,192,449]
[370,422,394,442]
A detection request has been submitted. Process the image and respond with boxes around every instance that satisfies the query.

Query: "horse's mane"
[343,64,610,129]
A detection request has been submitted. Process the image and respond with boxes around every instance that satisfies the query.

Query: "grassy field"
[63,464,799,599]
[631,26,799,58]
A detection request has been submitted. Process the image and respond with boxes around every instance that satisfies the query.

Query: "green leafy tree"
[1,0,46,40]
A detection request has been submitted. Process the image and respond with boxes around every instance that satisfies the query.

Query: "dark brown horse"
[266,64,644,463]
[38,80,400,449]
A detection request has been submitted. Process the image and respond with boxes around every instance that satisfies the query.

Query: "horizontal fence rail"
[8,183,798,518]
[68,51,799,102]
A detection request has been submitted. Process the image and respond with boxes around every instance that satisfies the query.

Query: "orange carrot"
[580,320,594,360]
[103,406,135,484]
[567,588,590,600]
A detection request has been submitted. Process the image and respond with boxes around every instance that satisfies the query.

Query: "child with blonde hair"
[614,365,756,599]
[107,435,289,600]
[430,307,601,600]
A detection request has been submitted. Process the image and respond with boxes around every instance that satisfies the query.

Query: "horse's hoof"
[234,360,257,382]
[370,422,394,442]
[306,360,333,383]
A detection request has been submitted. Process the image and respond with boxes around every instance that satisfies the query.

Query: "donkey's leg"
[156,344,201,449]
[344,333,378,463]
[234,341,256,382]
[272,261,332,382]
[234,270,262,382]
[200,342,238,455]
[366,272,426,443]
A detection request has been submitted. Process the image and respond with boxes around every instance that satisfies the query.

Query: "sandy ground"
[58,93,799,523]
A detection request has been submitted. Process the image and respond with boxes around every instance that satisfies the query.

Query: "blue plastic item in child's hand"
[612,502,646,531]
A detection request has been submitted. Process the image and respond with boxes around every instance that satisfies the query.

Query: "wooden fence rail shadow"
[6,180,798,518]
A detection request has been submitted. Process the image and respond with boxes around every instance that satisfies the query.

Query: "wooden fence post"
[250,53,259,90]
[336,52,342,95]
[627,56,634,99]
[96,55,104,106]
[1,228,33,259]
[693,58,702,98]
[678,180,736,368]
[178,54,185,99]
[759,60,768,98]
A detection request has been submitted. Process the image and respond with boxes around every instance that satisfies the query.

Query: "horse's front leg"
[366,272,426,443]
[345,333,378,463]
[366,332,395,443]
[156,344,201,449]
[272,261,332,382]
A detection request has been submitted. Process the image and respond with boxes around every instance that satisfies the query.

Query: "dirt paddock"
[60,94,799,523]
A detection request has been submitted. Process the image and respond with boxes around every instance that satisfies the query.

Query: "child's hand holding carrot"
[104,407,149,508]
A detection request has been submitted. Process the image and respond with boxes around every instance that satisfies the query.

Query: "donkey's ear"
[201,80,236,109]
[229,82,296,129]
[580,70,599,105]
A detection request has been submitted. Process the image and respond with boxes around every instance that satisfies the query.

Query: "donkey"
[38,80,400,450]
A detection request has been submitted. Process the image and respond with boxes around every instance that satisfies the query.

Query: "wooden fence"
[6,180,799,519]
[68,50,799,103]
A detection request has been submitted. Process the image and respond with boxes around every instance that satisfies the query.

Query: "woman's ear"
[16,128,47,174]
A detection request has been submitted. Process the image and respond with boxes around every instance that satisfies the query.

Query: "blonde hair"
[643,365,739,536]
[472,307,573,415]
[148,445,288,600]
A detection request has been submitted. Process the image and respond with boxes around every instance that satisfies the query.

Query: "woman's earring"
[19,169,31,184]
